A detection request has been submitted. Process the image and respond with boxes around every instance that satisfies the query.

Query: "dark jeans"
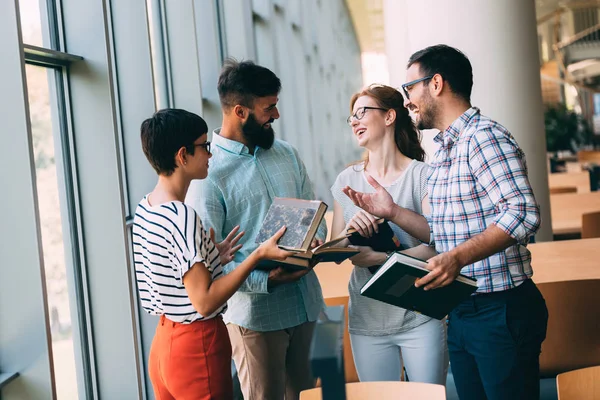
[448,279,548,400]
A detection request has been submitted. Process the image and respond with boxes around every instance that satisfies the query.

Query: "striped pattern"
[428,107,541,293]
[186,130,326,331]
[133,196,225,323]
[331,160,432,336]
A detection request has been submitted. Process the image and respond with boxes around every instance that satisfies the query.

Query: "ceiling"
[345,0,599,53]
[345,0,385,52]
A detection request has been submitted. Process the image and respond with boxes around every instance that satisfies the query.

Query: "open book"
[255,198,359,270]
[360,252,478,319]
[258,235,359,270]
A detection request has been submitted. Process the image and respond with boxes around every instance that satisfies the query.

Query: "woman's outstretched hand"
[211,225,245,265]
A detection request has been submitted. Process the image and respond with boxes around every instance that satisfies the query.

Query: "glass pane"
[19,0,46,47]
[25,64,79,400]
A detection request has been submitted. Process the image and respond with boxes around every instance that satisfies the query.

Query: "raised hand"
[342,174,396,220]
[211,226,245,265]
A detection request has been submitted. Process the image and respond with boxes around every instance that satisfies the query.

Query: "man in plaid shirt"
[343,45,548,399]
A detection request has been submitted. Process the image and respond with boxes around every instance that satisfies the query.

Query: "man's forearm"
[389,204,431,243]
[450,224,516,267]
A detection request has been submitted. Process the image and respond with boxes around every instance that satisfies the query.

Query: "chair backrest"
[300,382,446,400]
[589,165,600,191]
[538,279,600,377]
[582,211,600,239]
[577,150,600,164]
[550,186,578,194]
[556,365,600,400]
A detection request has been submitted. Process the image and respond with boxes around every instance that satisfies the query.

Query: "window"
[25,63,79,400]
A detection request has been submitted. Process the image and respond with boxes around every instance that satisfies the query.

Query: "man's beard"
[242,113,275,150]
[416,92,438,131]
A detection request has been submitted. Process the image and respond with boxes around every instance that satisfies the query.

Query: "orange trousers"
[149,315,233,400]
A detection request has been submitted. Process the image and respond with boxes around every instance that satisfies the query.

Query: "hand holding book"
[255,226,297,262]
[414,250,464,291]
[344,209,380,238]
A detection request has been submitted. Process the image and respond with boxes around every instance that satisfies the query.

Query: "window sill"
[0,372,19,389]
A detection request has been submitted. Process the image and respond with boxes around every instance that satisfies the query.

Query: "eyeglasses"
[346,107,387,125]
[401,75,435,100]
[192,141,211,154]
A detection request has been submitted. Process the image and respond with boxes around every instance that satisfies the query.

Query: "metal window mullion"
[57,65,100,400]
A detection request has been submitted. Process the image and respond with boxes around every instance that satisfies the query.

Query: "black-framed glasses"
[401,75,435,100]
[346,106,387,125]
[192,141,211,154]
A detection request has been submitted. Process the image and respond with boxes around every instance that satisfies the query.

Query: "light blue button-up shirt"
[186,129,327,331]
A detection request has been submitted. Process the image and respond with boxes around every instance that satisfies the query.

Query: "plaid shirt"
[427,107,541,293]
[185,130,326,331]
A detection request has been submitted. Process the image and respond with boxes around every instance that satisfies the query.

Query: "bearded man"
[186,59,326,400]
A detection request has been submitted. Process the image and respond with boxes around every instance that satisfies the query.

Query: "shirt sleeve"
[295,147,328,241]
[418,163,435,246]
[172,205,210,282]
[419,163,431,202]
[468,127,541,244]
[186,178,270,293]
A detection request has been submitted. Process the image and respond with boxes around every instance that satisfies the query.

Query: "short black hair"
[217,59,281,109]
[407,44,473,102]
[140,108,208,176]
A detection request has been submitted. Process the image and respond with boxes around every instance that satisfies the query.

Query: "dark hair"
[350,84,425,163]
[217,59,282,109]
[140,108,208,176]
[407,44,473,103]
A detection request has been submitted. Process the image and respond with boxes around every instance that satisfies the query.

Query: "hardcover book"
[360,252,478,320]
[255,197,328,252]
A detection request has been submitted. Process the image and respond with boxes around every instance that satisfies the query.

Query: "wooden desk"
[548,171,590,193]
[529,238,600,283]
[551,192,600,235]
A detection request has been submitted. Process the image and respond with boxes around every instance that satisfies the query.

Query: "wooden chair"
[300,382,446,400]
[538,279,600,377]
[556,365,600,400]
[550,186,578,194]
[577,150,600,165]
[582,211,600,239]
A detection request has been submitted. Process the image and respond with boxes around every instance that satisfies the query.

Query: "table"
[548,171,590,193]
[530,238,600,283]
[550,192,600,235]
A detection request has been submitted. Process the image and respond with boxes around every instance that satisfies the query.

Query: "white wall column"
[384,0,552,241]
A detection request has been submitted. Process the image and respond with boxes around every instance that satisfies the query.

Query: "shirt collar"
[433,106,480,145]
[212,128,250,155]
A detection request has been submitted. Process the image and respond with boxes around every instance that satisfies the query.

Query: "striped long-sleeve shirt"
[427,107,541,293]
[132,196,224,323]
